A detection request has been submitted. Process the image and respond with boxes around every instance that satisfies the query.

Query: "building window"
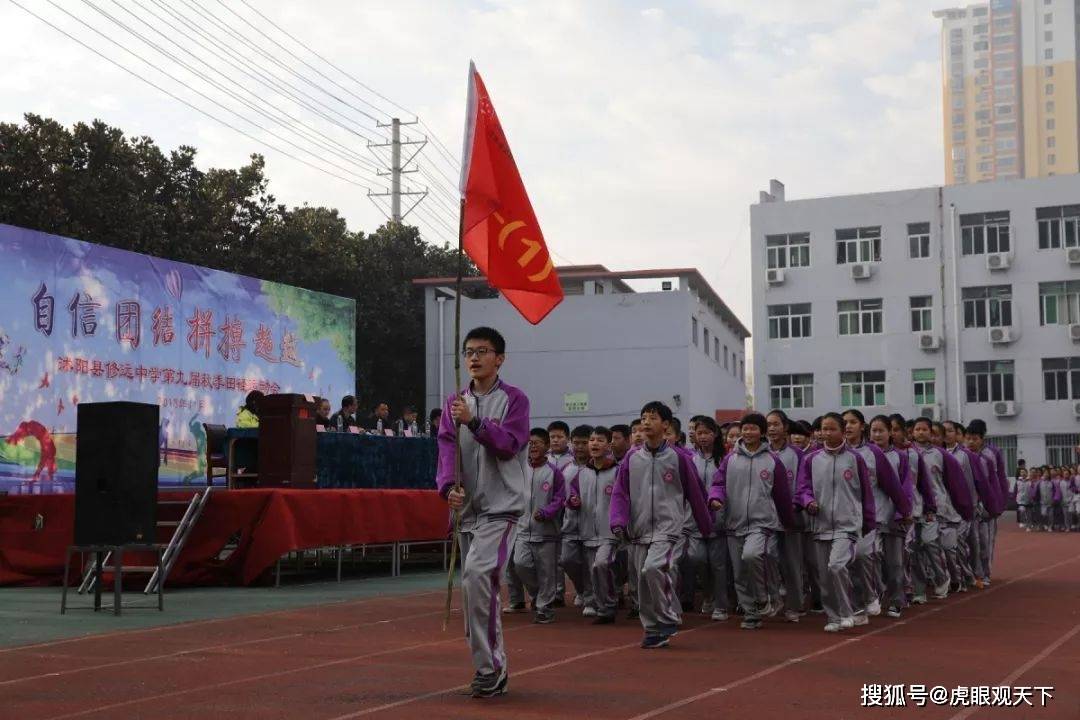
[986,434,1018,475]
[960,211,1010,255]
[1049,154,1056,165]
[1048,118,1056,130]
[910,296,933,332]
[1047,101,1055,113]
[840,370,886,407]
[1045,48,1054,60]
[703,328,710,355]
[964,360,1015,403]
[1046,433,1080,466]
[740,359,744,381]
[1042,357,1080,400]
[732,352,738,375]
[835,226,882,264]
[974,40,989,51]
[913,369,936,406]
[962,285,1012,328]
[1046,83,1055,95]
[691,316,698,346]
[767,303,812,340]
[1045,30,1053,41]
[1045,12,1053,22]
[837,298,883,336]
[1045,65,1054,77]
[908,222,931,258]
[765,232,810,270]
[1036,205,1080,249]
[714,337,720,362]
[1039,280,1080,325]
[769,374,814,409]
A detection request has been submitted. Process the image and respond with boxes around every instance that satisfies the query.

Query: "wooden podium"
[257,394,317,488]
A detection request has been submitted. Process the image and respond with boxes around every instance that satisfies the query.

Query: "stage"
[0,489,449,587]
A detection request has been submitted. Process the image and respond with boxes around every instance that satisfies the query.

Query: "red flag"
[459,62,563,324]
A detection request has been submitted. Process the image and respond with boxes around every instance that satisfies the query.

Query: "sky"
[0,0,951,328]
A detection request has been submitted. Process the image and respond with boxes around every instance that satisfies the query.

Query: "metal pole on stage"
[443,197,466,631]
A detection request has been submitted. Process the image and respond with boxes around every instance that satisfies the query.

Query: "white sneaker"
[582,606,598,617]
[573,595,584,607]
[853,613,869,626]
[701,600,714,615]
[933,581,950,599]
[840,616,854,630]
[824,622,841,633]
[763,599,781,618]
[983,578,991,587]
[866,599,882,617]
[911,594,927,605]
[711,609,729,621]
[784,610,800,623]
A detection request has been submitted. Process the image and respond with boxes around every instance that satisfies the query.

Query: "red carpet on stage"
[0,489,449,587]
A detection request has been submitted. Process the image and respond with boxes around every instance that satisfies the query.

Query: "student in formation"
[964,419,1008,584]
[709,412,797,629]
[610,424,632,465]
[842,410,911,624]
[789,420,811,451]
[1014,467,1031,530]
[690,417,731,621]
[435,326,529,698]
[869,415,916,618]
[888,414,938,608]
[559,424,594,609]
[766,409,806,622]
[794,412,875,633]
[566,426,621,623]
[511,427,566,624]
[546,420,574,607]
[609,401,712,649]
[724,423,742,454]
[911,418,974,596]
[1034,467,1053,531]
[1048,466,1066,531]
[943,421,997,590]
[630,418,645,448]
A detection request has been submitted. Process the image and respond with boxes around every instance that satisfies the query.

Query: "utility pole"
[368,118,427,224]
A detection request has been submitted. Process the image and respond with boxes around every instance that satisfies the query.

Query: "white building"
[751,175,1080,470]
[415,265,750,428]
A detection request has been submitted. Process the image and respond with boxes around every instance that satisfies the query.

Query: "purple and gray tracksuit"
[770,442,806,615]
[975,443,1008,578]
[794,443,876,625]
[610,441,712,637]
[679,450,722,609]
[947,444,997,586]
[849,442,911,614]
[709,440,797,619]
[435,378,529,678]
[895,444,939,599]
[559,457,590,605]
[917,443,975,589]
[568,456,620,618]
[512,459,566,616]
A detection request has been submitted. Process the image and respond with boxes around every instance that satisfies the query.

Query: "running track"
[2,524,1077,720]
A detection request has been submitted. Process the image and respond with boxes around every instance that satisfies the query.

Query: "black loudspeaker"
[74,401,159,545]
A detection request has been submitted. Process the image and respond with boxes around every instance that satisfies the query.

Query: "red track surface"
[2,525,1077,720]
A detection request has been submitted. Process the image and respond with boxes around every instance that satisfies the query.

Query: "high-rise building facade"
[935,0,1080,184]
[751,175,1080,471]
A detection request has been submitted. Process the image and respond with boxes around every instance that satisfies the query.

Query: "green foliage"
[262,279,356,373]
[0,113,481,414]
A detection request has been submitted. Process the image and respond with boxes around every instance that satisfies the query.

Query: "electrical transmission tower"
[368,118,427,223]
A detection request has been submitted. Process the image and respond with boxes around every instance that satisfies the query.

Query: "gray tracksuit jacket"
[794,443,876,540]
[771,442,804,531]
[850,442,912,528]
[558,458,587,538]
[517,460,567,542]
[568,456,619,547]
[708,440,797,535]
[691,450,723,536]
[609,442,712,544]
[435,379,530,530]
[916,443,975,523]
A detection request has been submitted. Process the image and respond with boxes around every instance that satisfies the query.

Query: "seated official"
[329,395,359,431]
[235,390,264,428]
[363,401,391,434]
[314,397,332,429]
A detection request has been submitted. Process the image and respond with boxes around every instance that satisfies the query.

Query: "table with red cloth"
[0,489,450,587]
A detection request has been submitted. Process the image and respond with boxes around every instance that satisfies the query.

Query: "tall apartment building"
[751,175,1080,471]
[935,0,1080,184]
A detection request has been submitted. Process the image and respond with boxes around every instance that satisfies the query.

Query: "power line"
[7,0,373,190]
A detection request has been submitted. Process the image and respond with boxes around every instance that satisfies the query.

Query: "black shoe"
[471,668,508,698]
[551,597,566,608]
[533,611,555,624]
[592,614,615,625]
[626,608,639,620]
[641,634,669,649]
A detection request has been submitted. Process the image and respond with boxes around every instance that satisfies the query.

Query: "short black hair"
[630,418,642,429]
[429,408,442,421]
[530,427,550,444]
[766,409,791,432]
[695,417,719,434]
[640,401,673,423]
[842,408,866,426]
[403,404,416,414]
[669,417,682,434]
[610,423,631,439]
[821,412,845,430]
[463,326,506,354]
[966,418,987,437]
[690,415,709,425]
[341,394,356,408]
[547,421,570,435]
[571,424,594,439]
[811,415,823,431]
[944,420,965,435]
[888,413,906,429]
[591,426,612,442]
[740,412,767,434]
[869,414,893,440]
[912,417,933,430]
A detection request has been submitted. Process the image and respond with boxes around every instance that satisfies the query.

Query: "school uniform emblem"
[843,469,854,481]
[541,481,551,491]
[931,465,941,476]
[604,484,614,496]
[787,470,794,480]
[759,469,770,480]
[662,470,675,483]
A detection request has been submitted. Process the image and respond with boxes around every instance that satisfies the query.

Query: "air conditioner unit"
[766,268,786,285]
[1070,324,1080,342]
[986,252,1011,271]
[988,326,1015,344]
[992,400,1017,417]
[1074,400,1080,419]
[919,404,942,421]
[850,262,873,280]
[1067,247,1080,265]
[917,333,941,351]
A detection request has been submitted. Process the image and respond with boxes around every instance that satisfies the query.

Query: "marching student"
[889,414,938,607]
[1059,468,1076,532]
[566,426,620,623]
[724,423,742,454]
[691,417,732,620]
[512,428,567,624]
[964,419,1008,584]
[794,412,875,633]
[630,418,645,448]
[766,409,806,622]
[843,410,911,624]
[930,422,946,448]
[546,420,573,607]
[1034,467,1053,531]
[436,326,529,698]
[809,416,824,450]
[610,401,712,649]
[870,415,915,618]
[943,420,996,590]
[709,413,797,630]
[610,424,632,464]
[1048,466,1066,531]
[560,424,594,609]
[790,420,812,451]
[1015,467,1031,529]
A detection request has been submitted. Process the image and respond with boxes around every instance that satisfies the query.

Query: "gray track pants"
[852,528,880,613]
[778,530,805,614]
[727,530,779,618]
[881,529,906,611]
[559,536,591,606]
[813,535,856,625]
[513,538,558,613]
[587,541,619,618]
[629,537,684,634]
[460,519,518,676]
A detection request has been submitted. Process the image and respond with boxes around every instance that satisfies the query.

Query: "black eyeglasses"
[462,348,495,359]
